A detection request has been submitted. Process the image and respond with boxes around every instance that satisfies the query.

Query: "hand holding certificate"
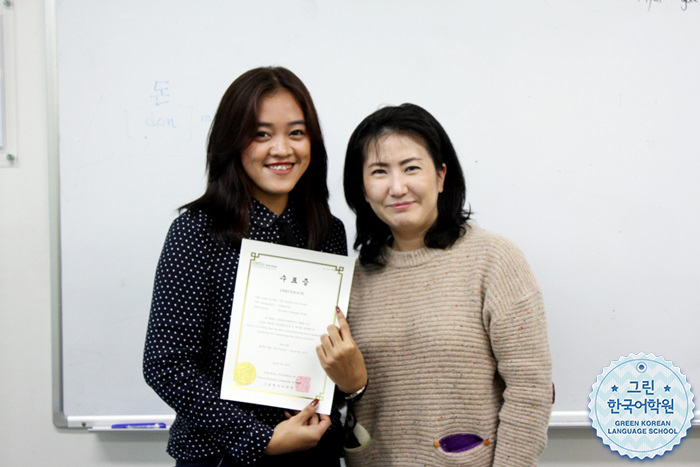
[221,239,356,415]
[316,307,368,395]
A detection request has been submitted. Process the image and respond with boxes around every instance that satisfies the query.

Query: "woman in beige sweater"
[342,104,552,466]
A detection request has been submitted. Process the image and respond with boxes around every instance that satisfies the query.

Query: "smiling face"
[362,133,446,251]
[241,89,311,215]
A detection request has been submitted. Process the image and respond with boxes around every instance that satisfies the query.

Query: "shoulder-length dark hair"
[183,66,333,249]
[344,103,471,266]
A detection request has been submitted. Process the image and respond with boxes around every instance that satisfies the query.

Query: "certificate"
[220,239,355,415]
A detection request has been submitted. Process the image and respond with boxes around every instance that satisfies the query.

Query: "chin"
[266,180,299,194]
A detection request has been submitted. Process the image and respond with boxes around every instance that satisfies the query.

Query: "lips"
[388,201,415,210]
[265,163,295,173]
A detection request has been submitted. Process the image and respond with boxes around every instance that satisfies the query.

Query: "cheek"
[424,178,443,199]
[240,151,255,177]
[241,142,262,165]
[298,142,312,168]
[362,178,379,204]
[361,175,370,201]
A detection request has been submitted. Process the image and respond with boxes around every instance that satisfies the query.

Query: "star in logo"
[611,385,618,392]
[665,385,671,392]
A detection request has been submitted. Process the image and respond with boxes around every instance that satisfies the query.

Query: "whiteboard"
[49,0,700,428]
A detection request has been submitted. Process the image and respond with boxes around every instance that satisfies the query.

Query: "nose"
[388,173,408,197]
[269,136,292,157]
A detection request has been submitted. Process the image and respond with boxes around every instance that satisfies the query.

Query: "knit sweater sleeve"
[143,212,273,462]
[483,238,552,467]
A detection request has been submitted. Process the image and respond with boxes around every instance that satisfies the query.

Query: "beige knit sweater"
[345,227,552,466]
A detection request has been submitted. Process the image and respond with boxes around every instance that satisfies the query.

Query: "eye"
[289,128,307,139]
[254,130,270,140]
[405,165,421,172]
[370,168,387,175]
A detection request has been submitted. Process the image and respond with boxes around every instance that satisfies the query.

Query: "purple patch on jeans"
[438,433,484,453]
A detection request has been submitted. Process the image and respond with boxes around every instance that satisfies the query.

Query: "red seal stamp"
[295,376,311,392]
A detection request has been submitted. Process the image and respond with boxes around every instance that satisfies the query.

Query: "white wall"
[1,1,697,465]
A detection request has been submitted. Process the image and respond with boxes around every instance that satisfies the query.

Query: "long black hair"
[344,103,471,266]
[183,66,333,249]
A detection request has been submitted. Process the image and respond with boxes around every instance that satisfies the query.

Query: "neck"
[254,193,288,216]
[390,231,426,252]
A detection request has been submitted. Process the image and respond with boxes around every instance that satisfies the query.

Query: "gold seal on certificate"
[220,239,355,415]
[233,363,256,385]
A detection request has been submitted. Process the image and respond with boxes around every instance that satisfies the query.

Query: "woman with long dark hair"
[144,67,366,466]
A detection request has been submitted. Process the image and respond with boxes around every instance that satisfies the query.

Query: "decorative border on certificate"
[234,253,345,399]
[220,239,355,415]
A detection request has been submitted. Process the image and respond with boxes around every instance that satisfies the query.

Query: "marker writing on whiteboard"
[111,422,167,429]
[682,0,698,12]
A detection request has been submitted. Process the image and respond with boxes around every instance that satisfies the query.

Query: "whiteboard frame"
[47,0,69,428]
[42,0,595,429]
[0,1,17,168]
[46,0,177,430]
[45,0,699,430]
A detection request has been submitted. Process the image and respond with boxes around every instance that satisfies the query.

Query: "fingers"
[317,414,331,432]
[296,400,332,435]
[306,413,331,431]
[320,333,334,349]
[335,306,353,340]
[321,306,352,349]
[317,333,340,368]
[265,402,329,455]
[315,344,328,365]
[294,398,320,424]
[335,306,347,325]
[325,324,342,345]
[306,412,321,426]
[300,407,329,429]
[317,329,338,364]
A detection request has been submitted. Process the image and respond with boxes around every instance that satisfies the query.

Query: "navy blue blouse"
[143,201,347,465]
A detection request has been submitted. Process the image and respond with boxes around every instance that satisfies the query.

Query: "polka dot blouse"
[143,200,347,464]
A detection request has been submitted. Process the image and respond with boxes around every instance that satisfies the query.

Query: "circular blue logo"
[589,353,694,459]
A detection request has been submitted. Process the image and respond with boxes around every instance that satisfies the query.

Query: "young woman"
[143,67,365,466]
[343,104,552,466]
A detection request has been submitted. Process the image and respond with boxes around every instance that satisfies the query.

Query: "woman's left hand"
[316,307,367,394]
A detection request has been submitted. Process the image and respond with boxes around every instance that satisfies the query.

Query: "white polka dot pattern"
[144,200,347,464]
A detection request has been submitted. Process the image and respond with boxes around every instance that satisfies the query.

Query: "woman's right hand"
[263,399,331,455]
[316,307,367,394]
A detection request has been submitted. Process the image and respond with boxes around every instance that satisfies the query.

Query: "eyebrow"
[256,120,306,127]
[366,157,421,168]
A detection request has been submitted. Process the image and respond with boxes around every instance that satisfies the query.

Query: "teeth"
[267,164,293,170]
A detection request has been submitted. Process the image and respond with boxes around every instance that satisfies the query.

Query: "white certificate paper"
[220,239,355,415]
